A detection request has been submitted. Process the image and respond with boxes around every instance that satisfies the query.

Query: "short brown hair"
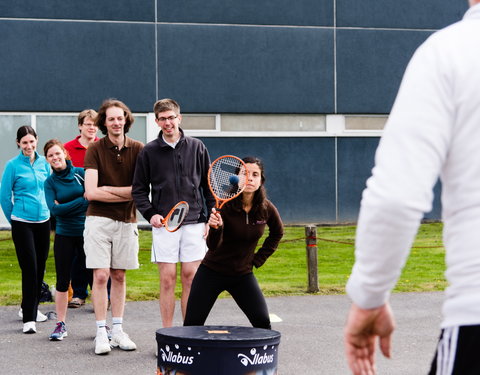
[95,99,134,135]
[78,109,98,126]
[43,138,70,160]
[153,98,180,119]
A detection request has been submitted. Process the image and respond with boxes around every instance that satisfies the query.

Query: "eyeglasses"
[157,115,178,123]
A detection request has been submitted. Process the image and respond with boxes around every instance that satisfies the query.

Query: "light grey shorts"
[151,222,207,263]
[84,216,139,270]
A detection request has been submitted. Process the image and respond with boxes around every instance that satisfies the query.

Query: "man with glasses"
[132,98,215,327]
[64,109,99,309]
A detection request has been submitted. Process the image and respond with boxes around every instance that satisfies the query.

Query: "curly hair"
[95,99,134,135]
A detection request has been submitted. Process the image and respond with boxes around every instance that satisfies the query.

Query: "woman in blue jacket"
[0,126,51,334]
[43,139,89,341]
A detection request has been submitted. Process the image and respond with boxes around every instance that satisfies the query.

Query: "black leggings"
[184,264,271,329]
[11,220,51,323]
[54,234,89,293]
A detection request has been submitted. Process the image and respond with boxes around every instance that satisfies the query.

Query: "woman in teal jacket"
[43,139,89,341]
[0,126,51,334]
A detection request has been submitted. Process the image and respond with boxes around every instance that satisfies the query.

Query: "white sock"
[112,317,123,333]
[96,320,107,335]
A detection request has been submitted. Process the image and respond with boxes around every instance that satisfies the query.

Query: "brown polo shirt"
[84,136,144,223]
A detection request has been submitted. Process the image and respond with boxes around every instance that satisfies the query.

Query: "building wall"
[0,1,468,226]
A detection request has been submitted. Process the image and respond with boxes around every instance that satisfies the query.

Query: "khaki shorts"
[151,223,207,263]
[84,216,139,270]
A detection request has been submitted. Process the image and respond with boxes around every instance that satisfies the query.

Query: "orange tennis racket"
[207,155,248,209]
[162,201,189,232]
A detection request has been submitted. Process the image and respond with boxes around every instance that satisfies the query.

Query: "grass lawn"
[0,223,446,306]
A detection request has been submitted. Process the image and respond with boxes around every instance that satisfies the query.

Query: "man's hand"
[344,302,395,375]
[150,214,165,228]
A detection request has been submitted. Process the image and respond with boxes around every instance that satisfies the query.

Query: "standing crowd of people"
[0,98,284,356]
[3,2,478,371]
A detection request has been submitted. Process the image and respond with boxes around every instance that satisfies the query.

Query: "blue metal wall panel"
[337,137,379,222]
[199,137,337,223]
[158,25,334,113]
[158,0,333,26]
[336,29,433,114]
[0,20,156,112]
[198,136,442,223]
[337,0,467,29]
[337,137,442,222]
[0,0,154,21]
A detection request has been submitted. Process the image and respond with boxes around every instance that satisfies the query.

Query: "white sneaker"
[18,309,48,322]
[23,321,36,334]
[36,310,47,322]
[94,330,111,355]
[110,330,137,351]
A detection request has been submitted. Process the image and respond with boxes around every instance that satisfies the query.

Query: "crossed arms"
[84,169,132,202]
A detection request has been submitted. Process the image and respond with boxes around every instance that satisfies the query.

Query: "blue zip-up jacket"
[0,151,51,224]
[44,160,88,236]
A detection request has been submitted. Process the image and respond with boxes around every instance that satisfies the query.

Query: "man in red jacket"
[64,109,99,308]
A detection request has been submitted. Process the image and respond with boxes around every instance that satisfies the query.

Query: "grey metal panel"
[158,0,333,26]
[158,25,334,113]
[0,20,156,112]
[36,115,79,148]
[336,29,433,114]
[199,137,337,224]
[337,0,467,29]
[0,0,155,22]
[0,117,31,175]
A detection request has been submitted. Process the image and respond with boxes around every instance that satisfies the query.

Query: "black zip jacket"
[132,129,215,224]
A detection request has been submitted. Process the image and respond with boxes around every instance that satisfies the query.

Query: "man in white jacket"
[344,1,480,374]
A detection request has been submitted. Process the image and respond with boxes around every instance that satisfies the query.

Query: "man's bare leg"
[158,262,177,327]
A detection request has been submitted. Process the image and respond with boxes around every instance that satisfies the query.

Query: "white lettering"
[237,348,275,367]
[159,347,195,366]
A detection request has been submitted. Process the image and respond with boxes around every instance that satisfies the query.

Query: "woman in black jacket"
[184,156,284,329]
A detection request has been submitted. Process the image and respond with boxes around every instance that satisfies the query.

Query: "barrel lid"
[156,325,281,346]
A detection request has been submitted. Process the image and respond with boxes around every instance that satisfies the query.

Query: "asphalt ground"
[0,292,444,374]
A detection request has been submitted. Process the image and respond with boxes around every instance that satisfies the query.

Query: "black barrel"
[156,325,281,374]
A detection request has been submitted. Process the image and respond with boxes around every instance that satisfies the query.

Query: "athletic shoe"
[49,321,68,341]
[68,297,85,308]
[105,325,112,340]
[110,330,137,351]
[23,321,36,334]
[94,330,111,355]
[18,309,48,322]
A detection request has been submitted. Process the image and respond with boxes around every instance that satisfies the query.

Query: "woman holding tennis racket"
[183,156,284,329]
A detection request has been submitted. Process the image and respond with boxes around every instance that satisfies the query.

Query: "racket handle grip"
[209,208,222,229]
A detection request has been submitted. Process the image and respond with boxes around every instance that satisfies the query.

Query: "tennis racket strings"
[209,156,246,201]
